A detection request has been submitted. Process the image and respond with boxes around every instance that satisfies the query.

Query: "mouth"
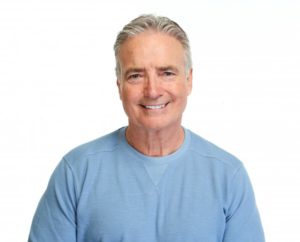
[140,103,169,110]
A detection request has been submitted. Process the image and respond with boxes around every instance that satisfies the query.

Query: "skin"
[117,31,193,156]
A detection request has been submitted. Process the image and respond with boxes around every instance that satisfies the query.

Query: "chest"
[76,156,226,242]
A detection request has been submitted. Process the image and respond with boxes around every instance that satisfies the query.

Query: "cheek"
[171,88,189,110]
[120,88,141,107]
[170,84,190,100]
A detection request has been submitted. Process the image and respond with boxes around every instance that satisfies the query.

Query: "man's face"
[117,31,192,131]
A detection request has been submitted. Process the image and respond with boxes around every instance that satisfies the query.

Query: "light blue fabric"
[28,127,265,242]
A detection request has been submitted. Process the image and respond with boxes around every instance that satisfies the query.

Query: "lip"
[140,102,169,110]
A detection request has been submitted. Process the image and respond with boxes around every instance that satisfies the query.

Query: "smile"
[142,103,168,109]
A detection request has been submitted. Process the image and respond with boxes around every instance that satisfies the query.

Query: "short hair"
[114,14,192,78]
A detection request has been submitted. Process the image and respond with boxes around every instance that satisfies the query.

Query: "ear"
[116,79,122,100]
[186,68,193,95]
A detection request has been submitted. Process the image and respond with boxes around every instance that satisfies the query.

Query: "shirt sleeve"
[223,164,265,242]
[28,158,77,242]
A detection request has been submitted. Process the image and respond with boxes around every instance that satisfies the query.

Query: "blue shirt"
[28,127,264,242]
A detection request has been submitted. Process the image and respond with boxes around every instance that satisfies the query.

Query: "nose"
[143,75,163,99]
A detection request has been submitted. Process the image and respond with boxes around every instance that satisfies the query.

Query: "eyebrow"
[124,68,145,78]
[157,66,179,73]
[123,66,179,77]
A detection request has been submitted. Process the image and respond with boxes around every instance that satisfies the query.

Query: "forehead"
[118,31,185,69]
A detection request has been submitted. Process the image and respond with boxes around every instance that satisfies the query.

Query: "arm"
[223,165,265,242]
[28,158,77,242]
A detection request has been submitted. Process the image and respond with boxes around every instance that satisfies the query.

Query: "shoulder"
[186,129,243,170]
[63,128,123,166]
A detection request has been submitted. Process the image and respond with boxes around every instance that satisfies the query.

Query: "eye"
[126,73,144,83]
[130,74,139,79]
[164,71,175,76]
[128,73,142,79]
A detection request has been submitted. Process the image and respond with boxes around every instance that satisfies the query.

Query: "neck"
[125,124,185,157]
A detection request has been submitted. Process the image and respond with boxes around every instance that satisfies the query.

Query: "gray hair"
[114,14,192,78]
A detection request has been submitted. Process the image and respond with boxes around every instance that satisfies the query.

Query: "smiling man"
[28,14,265,242]
[117,29,192,156]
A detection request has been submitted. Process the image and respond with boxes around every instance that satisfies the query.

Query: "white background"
[1,0,299,241]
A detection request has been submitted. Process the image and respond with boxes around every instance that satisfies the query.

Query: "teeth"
[144,104,165,109]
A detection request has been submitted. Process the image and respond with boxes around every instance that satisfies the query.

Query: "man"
[28,14,265,241]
